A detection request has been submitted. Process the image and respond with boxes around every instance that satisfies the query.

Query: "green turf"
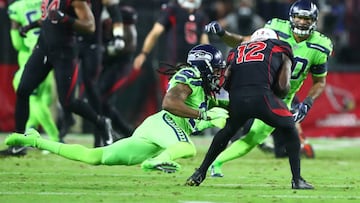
[0,134,359,203]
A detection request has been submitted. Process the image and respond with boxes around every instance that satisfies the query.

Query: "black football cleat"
[185,169,206,186]
[291,177,314,189]
[0,146,27,157]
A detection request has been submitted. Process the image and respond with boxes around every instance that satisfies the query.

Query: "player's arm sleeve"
[7,4,24,51]
[310,38,333,77]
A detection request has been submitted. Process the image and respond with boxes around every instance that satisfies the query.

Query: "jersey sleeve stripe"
[306,42,331,56]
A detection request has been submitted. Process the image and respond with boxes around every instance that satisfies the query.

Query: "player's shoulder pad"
[7,0,19,13]
[270,39,293,58]
[173,66,201,83]
[265,18,289,27]
[265,18,292,39]
[307,31,333,56]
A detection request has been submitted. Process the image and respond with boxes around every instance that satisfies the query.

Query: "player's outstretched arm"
[204,21,250,48]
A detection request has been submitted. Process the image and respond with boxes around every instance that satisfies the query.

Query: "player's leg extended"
[101,136,159,165]
[140,112,195,172]
[211,119,274,176]
[5,128,103,165]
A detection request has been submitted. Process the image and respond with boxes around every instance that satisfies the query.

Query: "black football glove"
[19,25,31,37]
[292,97,314,123]
[204,21,225,36]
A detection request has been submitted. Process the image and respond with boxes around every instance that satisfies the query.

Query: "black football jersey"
[226,39,293,93]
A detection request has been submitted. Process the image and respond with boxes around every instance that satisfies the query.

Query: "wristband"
[303,97,314,107]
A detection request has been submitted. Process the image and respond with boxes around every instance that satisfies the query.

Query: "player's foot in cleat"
[185,169,206,186]
[0,146,27,157]
[291,177,314,189]
[141,159,181,173]
[301,143,315,158]
[210,164,224,177]
[5,128,41,147]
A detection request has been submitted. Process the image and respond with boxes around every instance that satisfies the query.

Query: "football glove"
[204,21,225,36]
[19,25,31,38]
[292,97,314,123]
[196,110,228,131]
[198,107,228,120]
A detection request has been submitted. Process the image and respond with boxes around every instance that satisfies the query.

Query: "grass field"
[1,133,360,203]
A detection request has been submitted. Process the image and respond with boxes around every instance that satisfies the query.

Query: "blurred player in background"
[98,5,139,140]
[0,0,60,156]
[58,0,128,147]
[8,0,114,151]
[133,0,209,99]
[5,44,229,173]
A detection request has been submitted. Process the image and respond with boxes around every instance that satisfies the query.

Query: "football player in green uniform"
[203,0,332,188]
[0,0,60,156]
[4,44,229,173]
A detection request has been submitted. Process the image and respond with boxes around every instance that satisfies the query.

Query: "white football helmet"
[177,0,202,9]
[250,28,278,42]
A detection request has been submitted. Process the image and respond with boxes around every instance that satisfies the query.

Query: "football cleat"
[5,128,41,147]
[141,159,181,173]
[291,177,314,189]
[210,164,224,177]
[0,146,27,157]
[185,169,206,186]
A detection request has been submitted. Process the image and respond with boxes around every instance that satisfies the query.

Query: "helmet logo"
[187,50,213,63]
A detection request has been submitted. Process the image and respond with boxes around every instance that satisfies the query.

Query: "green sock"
[36,139,103,165]
[215,139,255,164]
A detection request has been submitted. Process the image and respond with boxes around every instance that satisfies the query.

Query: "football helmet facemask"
[289,0,318,37]
[187,44,226,93]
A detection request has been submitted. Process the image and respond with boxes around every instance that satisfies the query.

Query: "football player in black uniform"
[97,5,139,140]
[133,0,209,98]
[186,28,314,189]
[59,0,128,147]
[11,0,114,151]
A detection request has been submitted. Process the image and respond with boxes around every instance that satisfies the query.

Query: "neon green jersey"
[165,66,216,135]
[8,0,41,50]
[265,18,333,104]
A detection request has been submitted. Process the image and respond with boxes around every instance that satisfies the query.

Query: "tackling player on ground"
[5,44,229,173]
[203,0,333,184]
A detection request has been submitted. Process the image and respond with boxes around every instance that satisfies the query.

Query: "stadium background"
[0,0,359,137]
